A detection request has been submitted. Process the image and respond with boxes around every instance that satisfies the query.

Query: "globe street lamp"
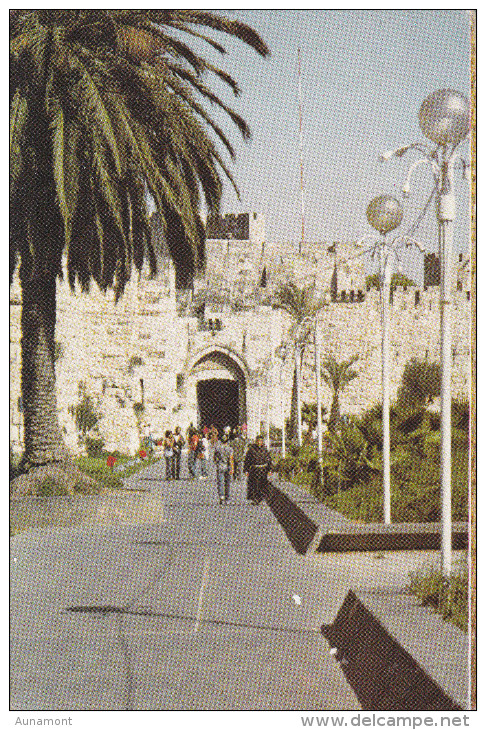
[381,89,470,575]
[365,195,404,524]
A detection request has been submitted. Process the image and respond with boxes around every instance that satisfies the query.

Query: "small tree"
[321,355,359,431]
[397,358,441,410]
[301,402,327,430]
[271,280,328,442]
[133,402,145,422]
[71,387,100,438]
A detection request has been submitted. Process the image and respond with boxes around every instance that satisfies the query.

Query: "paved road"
[10,458,440,711]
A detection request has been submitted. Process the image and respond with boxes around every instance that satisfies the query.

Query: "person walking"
[231,427,247,481]
[163,430,175,480]
[187,429,199,479]
[243,435,272,504]
[141,422,153,453]
[198,430,209,479]
[213,433,234,505]
[209,425,219,446]
[173,426,185,479]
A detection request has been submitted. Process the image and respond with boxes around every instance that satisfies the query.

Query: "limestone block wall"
[298,286,471,416]
[179,306,288,438]
[10,255,471,455]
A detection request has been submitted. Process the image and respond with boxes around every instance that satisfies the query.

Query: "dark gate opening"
[197,379,239,434]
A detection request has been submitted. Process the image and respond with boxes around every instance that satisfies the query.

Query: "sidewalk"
[10,458,444,711]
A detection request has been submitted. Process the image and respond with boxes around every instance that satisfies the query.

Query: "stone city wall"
[10,226,471,455]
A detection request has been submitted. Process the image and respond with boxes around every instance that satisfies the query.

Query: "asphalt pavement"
[10,456,443,711]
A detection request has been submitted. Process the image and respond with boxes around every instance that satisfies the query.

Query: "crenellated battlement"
[10,212,471,455]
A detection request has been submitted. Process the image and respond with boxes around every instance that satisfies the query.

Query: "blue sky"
[196,9,472,280]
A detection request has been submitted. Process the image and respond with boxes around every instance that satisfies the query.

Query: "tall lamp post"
[381,89,470,574]
[275,343,289,458]
[365,195,404,524]
[295,340,304,447]
[314,322,324,486]
[298,314,325,485]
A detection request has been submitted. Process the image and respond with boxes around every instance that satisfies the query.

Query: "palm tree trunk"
[289,348,304,444]
[289,366,298,440]
[329,394,340,432]
[20,264,68,466]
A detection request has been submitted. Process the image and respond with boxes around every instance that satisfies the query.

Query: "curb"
[264,481,319,554]
[265,480,469,555]
[322,589,468,710]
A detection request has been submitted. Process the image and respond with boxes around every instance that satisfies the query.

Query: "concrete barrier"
[317,522,469,553]
[264,481,319,555]
[322,589,469,711]
[266,480,468,555]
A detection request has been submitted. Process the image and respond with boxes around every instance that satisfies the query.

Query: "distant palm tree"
[10,9,268,472]
[271,280,328,443]
[321,355,359,431]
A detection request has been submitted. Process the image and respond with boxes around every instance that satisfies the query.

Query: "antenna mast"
[298,47,305,255]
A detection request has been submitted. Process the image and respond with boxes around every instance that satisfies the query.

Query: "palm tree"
[271,280,328,444]
[10,10,268,474]
[321,355,359,431]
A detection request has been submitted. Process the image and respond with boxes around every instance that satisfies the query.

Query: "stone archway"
[187,349,247,433]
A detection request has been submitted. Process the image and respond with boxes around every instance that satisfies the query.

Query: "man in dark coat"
[243,435,272,504]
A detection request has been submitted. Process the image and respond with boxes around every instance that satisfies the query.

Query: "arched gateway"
[186,347,248,434]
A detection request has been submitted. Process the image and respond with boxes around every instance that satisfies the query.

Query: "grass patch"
[277,424,469,524]
[76,453,160,490]
[409,564,469,632]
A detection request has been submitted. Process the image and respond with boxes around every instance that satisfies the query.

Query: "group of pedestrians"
[211,428,273,506]
[161,423,273,506]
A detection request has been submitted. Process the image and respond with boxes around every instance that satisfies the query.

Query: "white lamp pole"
[366,195,404,524]
[380,242,392,524]
[295,342,303,447]
[257,384,262,437]
[314,320,324,485]
[275,343,288,459]
[381,89,470,574]
[265,349,274,451]
[281,368,286,458]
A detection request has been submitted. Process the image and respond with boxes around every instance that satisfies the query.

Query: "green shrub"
[321,439,469,524]
[409,564,469,632]
[277,444,317,488]
[76,455,123,490]
[324,477,384,522]
[396,358,441,410]
[85,437,105,457]
[10,448,22,479]
[452,399,470,432]
[71,392,100,435]
[133,402,144,420]
[76,452,159,490]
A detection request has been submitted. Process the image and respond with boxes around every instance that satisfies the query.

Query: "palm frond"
[146,9,269,57]
[68,54,122,174]
[159,22,227,54]
[9,88,28,198]
[169,64,251,139]
[11,8,268,294]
